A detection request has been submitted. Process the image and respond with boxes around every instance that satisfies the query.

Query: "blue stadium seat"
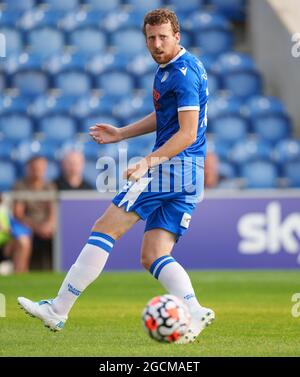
[0,0,34,28]
[113,95,154,123]
[183,11,231,32]
[14,140,42,163]
[241,160,278,188]
[36,10,70,28]
[210,115,248,144]
[200,54,217,72]
[96,71,134,98]
[111,28,145,56]
[195,28,234,56]
[0,54,21,75]
[1,95,30,113]
[3,0,34,11]
[0,114,33,142]
[59,140,85,155]
[0,161,17,191]
[228,138,273,165]
[57,52,87,71]
[38,115,77,142]
[125,53,156,76]
[27,27,65,58]
[207,72,221,95]
[243,95,286,118]
[138,72,154,93]
[208,95,243,120]
[125,0,163,12]
[208,0,246,21]
[127,135,154,158]
[30,95,54,118]
[284,161,300,187]
[86,96,114,115]
[0,27,23,55]
[82,140,103,160]
[215,52,262,98]
[17,142,58,163]
[273,139,300,164]
[12,70,49,97]
[17,53,47,71]
[101,52,132,71]
[87,51,124,74]
[34,1,81,30]
[30,95,79,117]
[183,12,233,55]
[81,114,119,133]
[82,140,116,160]
[69,28,106,57]
[252,114,291,143]
[33,141,63,161]
[0,12,21,27]
[46,0,80,11]
[0,10,23,27]
[83,0,121,12]
[218,160,236,180]
[46,160,60,181]
[0,140,15,160]
[55,71,92,97]
[180,31,192,49]
[76,10,112,29]
[112,10,144,31]
[207,139,231,160]
[70,95,101,119]
[165,0,204,14]
[223,71,262,99]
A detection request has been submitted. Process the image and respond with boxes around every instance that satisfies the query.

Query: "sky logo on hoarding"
[237,201,300,263]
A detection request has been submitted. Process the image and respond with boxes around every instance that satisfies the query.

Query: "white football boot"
[176,306,215,344]
[17,297,67,332]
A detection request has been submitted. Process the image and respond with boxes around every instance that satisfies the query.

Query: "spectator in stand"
[13,156,56,271]
[0,193,32,275]
[204,151,220,188]
[55,150,92,190]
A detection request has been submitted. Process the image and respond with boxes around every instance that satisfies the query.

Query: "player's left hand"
[123,158,149,182]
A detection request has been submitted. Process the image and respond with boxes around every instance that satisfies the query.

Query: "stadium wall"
[57,190,300,271]
[249,0,300,134]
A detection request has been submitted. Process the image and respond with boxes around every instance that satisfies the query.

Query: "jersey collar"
[159,46,186,68]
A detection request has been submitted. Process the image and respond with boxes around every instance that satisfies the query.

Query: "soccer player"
[18,9,215,344]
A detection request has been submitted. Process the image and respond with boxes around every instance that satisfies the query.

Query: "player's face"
[145,22,181,64]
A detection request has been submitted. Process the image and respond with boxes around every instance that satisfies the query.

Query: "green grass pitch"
[0,270,299,356]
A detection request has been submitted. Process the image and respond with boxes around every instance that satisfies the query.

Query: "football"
[142,294,191,343]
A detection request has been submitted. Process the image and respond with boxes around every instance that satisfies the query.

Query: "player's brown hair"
[143,8,180,36]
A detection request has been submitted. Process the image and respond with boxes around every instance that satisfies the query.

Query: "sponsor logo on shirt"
[153,88,161,110]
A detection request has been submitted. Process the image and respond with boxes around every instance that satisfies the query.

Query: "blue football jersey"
[152,47,208,160]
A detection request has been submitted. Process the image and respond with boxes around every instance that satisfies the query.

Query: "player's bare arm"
[124,110,199,181]
[89,112,156,144]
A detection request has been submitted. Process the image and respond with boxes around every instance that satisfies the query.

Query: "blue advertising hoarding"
[59,192,300,271]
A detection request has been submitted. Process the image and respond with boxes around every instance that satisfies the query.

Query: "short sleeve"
[173,66,201,112]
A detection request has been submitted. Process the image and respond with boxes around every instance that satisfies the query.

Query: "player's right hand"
[89,124,122,144]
